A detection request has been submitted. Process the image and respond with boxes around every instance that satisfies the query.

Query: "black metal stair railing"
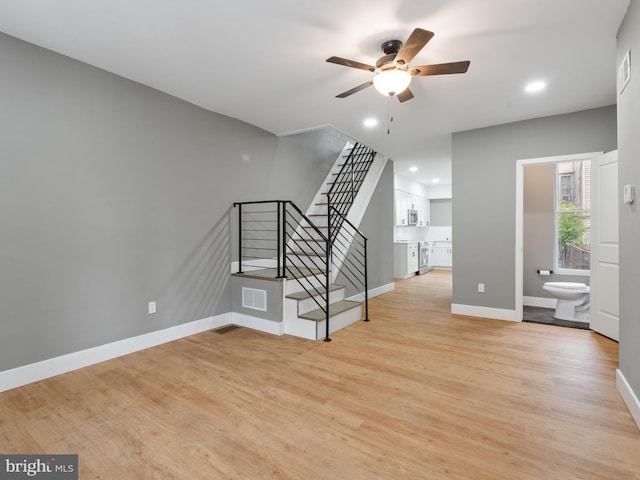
[327,143,376,220]
[326,143,376,321]
[233,142,376,341]
[233,200,333,340]
[328,206,369,322]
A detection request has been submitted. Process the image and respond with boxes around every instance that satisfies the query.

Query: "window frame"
[554,161,591,276]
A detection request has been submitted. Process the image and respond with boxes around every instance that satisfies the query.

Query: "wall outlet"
[148,301,157,314]
[478,283,485,293]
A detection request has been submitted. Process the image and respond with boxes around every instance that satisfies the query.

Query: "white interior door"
[590,150,619,341]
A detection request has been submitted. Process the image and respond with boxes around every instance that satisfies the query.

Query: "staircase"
[233,142,377,341]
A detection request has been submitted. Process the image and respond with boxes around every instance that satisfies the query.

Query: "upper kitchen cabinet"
[395,189,430,227]
[395,190,409,226]
[416,197,430,227]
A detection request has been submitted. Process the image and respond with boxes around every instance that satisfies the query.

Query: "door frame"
[515,152,602,320]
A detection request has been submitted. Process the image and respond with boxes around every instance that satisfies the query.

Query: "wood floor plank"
[1,270,639,479]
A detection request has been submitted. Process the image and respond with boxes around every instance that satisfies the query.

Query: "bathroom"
[523,161,591,328]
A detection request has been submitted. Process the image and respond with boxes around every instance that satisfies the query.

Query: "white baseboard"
[617,369,640,431]
[0,281,396,394]
[232,313,284,336]
[0,313,232,393]
[523,296,557,309]
[346,282,395,302]
[451,303,520,322]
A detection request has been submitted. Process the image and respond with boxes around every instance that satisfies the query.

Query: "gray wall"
[0,32,387,372]
[270,129,350,206]
[524,164,556,297]
[430,199,452,226]
[523,164,589,299]
[353,160,395,292]
[230,276,283,322]
[617,0,640,411]
[451,106,617,311]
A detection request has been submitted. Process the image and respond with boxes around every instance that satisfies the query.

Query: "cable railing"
[326,143,374,321]
[233,143,376,341]
[327,143,376,221]
[234,200,332,340]
[329,206,369,322]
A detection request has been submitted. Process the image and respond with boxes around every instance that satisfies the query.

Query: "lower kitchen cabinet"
[393,242,419,279]
[432,242,453,268]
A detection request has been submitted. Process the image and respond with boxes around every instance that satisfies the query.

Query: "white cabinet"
[395,190,430,227]
[417,197,430,227]
[395,190,409,226]
[393,242,419,279]
[432,242,452,268]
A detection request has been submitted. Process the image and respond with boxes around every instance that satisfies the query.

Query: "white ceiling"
[0,0,630,185]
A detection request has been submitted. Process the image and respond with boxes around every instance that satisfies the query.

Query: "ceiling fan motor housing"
[376,53,400,70]
[381,39,403,55]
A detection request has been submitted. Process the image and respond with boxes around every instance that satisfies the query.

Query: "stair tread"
[298,300,362,321]
[234,267,325,280]
[289,251,327,257]
[285,284,345,300]
[290,237,327,243]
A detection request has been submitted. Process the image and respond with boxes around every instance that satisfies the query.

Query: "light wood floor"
[1,270,639,479]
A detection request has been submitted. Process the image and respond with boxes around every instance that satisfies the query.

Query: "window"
[555,160,590,273]
[559,173,573,202]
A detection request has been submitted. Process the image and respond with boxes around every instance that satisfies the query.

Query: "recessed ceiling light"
[363,117,378,128]
[432,178,440,183]
[409,166,418,172]
[525,80,546,94]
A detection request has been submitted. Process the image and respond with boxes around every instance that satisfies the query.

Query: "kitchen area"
[393,175,452,280]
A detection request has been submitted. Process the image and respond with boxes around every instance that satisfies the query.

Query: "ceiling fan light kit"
[327,28,470,103]
[373,69,412,97]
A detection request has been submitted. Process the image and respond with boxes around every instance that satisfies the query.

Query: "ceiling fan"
[326,28,470,102]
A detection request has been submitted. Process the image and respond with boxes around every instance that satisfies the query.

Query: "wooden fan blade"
[396,88,414,103]
[326,56,376,72]
[336,80,373,98]
[410,61,470,76]
[394,28,434,66]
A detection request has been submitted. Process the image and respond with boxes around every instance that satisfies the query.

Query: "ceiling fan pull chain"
[387,97,392,135]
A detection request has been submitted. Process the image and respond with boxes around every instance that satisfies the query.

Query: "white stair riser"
[293,288,346,316]
[314,306,362,339]
[283,303,362,340]
[287,244,328,256]
[285,276,326,295]
[284,317,318,340]
[306,216,328,227]
[285,256,328,269]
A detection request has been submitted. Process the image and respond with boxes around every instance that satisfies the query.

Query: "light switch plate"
[624,184,635,204]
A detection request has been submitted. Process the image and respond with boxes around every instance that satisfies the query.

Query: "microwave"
[407,209,418,225]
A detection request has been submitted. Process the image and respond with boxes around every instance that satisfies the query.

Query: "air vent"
[242,287,267,312]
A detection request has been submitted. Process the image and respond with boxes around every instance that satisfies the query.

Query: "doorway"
[515,152,602,325]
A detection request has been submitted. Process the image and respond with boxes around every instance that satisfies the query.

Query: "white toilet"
[542,282,590,322]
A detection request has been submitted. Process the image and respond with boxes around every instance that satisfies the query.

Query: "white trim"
[230,258,278,274]
[346,282,395,302]
[1,279,395,393]
[523,296,557,309]
[617,369,640,431]
[0,313,232,393]
[231,312,284,336]
[451,304,520,322]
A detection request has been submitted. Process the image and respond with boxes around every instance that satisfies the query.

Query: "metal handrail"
[233,142,375,341]
[328,206,369,322]
[234,200,332,340]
